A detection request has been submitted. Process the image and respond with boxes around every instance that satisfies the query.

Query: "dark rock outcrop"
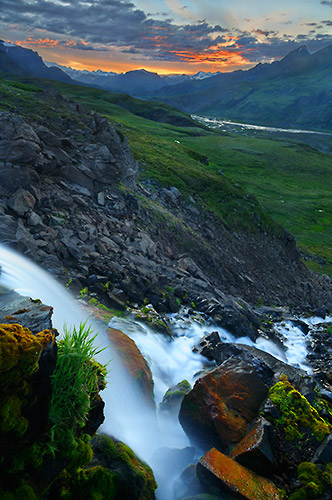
[179,358,269,452]
[0,288,53,333]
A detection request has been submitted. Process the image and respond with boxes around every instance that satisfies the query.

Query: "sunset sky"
[1,0,332,74]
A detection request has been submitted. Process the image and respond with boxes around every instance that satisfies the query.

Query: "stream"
[193,115,332,154]
[0,243,327,499]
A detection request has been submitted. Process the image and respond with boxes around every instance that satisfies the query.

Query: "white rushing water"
[0,243,323,499]
[0,244,159,460]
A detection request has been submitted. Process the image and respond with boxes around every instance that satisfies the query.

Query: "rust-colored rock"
[197,448,283,500]
[229,416,275,474]
[179,359,268,451]
[107,327,155,407]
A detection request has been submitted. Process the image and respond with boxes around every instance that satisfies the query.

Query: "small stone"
[96,240,108,256]
[78,231,88,242]
[97,192,105,206]
[27,211,43,227]
[8,188,36,216]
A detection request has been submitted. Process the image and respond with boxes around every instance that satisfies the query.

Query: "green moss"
[0,491,15,500]
[53,466,118,500]
[90,434,157,499]
[0,395,28,436]
[312,390,332,420]
[0,482,38,500]
[267,377,331,442]
[289,462,332,500]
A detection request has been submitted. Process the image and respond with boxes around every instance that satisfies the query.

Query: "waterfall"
[0,243,322,499]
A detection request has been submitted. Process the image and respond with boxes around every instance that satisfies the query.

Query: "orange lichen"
[181,362,268,449]
[198,448,283,500]
[107,327,154,407]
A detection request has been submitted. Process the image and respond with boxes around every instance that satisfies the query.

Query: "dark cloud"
[59,40,107,51]
[321,1,332,5]
[1,0,332,67]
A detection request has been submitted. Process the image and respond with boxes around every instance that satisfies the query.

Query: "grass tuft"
[48,321,107,444]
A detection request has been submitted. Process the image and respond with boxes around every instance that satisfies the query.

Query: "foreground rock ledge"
[197,448,283,500]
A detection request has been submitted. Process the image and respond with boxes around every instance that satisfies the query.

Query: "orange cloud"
[17,37,60,48]
[169,46,249,68]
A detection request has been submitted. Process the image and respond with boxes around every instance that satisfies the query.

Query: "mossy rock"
[0,324,57,497]
[48,466,118,500]
[0,323,54,386]
[264,376,332,467]
[160,380,191,414]
[267,377,331,442]
[90,434,157,499]
[289,462,332,500]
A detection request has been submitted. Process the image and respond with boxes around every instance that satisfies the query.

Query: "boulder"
[0,214,18,242]
[263,377,331,467]
[107,327,155,408]
[313,433,332,463]
[8,188,36,216]
[0,112,43,165]
[89,434,157,500]
[229,416,275,474]
[208,341,313,393]
[197,448,283,500]
[159,380,191,415]
[0,289,53,334]
[132,232,157,257]
[179,359,269,452]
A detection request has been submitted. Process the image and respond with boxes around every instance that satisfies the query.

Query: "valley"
[1,45,332,500]
[5,74,329,278]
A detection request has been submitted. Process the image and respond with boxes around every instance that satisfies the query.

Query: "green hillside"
[1,74,332,275]
[152,47,332,132]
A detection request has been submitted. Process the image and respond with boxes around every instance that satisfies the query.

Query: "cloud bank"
[1,0,332,69]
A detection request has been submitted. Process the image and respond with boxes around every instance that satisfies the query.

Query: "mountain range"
[47,61,221,96]
[1,40,332,130]
[150,44,332,130]
[0,40,75,83]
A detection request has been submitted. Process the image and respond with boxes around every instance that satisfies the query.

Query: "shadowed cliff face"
[0,89,331,329]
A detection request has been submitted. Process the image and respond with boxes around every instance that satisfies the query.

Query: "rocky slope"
[0,88,331,337]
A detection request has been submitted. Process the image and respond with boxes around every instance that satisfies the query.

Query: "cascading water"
[0,243,325,499]
[0,245,162,457]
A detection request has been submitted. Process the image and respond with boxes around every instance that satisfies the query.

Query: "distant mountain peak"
[280,45,311,63]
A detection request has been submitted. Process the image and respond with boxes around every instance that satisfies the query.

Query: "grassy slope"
[0,75,278,236]
[1,74,332,275]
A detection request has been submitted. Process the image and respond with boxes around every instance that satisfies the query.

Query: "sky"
[1,0,332,74]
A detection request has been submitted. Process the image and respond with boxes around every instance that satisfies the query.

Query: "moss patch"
[267,377,331,443]
[289,462,332,500]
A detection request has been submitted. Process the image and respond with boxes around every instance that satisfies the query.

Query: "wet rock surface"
[107,326,155,408]
[179,358,269,452]
[197,448,283,500]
